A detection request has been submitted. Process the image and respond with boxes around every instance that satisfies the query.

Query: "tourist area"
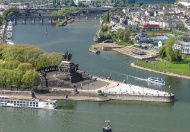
[1,0,187,110]
[1,1,190,132]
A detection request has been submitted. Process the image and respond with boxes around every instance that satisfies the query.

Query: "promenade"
[113,45,159,60]
[0,75,175,102]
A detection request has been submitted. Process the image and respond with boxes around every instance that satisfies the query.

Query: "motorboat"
[102,120,112,132]
[147,77,165,85]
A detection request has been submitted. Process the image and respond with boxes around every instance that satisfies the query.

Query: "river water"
[0,19,190,132]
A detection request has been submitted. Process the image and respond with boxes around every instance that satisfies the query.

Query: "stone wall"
[0,90,32,95]
[0,90,175,103]
[107,94,175,102]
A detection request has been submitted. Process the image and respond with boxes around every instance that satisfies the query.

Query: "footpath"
[131,63,190,80]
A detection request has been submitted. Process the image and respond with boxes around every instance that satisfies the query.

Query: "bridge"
[20,7,112,12]
[9,14,101,24]
[9,15,66,24]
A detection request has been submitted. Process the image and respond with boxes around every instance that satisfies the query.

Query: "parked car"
[103,39,113,43]
[132,51,147,55]
[141,44,148,49]
[134,43,142,48]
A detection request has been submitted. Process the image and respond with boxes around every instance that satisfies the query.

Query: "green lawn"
[134,60,190,76]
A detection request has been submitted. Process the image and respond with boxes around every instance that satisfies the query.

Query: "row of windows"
[14,103,38,107]
[183,48,190,53]
[0,100,39,105]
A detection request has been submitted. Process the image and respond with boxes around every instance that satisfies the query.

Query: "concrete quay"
[42,77,175,102]
[0,77,175,103]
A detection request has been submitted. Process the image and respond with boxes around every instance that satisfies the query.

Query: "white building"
[178,2,190,7]
[8,3,28,9]
[174,41,190,54]
[182,42,190,54]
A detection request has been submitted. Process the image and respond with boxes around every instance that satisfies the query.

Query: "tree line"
[0,44,63,89]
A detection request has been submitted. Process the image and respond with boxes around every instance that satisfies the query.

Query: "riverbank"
[0,75,175,103]
[131,63,190,80]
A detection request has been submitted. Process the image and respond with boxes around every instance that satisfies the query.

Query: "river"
[0,19,190,132]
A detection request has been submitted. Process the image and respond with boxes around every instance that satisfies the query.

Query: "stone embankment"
[0,89,110,102]
[0,89,174,103]
[0,74,175,103]
[108,94,174,102]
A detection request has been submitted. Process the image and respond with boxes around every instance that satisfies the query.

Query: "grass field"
[135,60,190,76]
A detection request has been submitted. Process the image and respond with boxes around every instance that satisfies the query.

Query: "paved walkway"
[113,45,159,60]
[93,43,124,50]
[131,63,190,80]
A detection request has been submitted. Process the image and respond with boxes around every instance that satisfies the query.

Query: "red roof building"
[142,24,160,30]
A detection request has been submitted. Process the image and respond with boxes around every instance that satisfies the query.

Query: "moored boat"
[6,39,14,45]
[147,77,165,85]
[0,96,57,109]
[7,32,12,39]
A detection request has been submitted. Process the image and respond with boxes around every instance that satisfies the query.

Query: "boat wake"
[130,76,147,81]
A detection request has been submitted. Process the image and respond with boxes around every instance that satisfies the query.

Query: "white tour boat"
[147,77,165,85]
[0,96,57,109]
[6,39,14,45]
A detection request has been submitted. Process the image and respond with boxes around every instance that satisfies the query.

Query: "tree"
[101,12,110,23]
[101,24,108,32]
[176,22,185,30]
[159,46,166,59]
[123,31,130,42]
[3,7,20,20]
[2,45,43,66]
[17,63,34,74]
[116,29,125,40]
[0,69,9,87]
[3,60,20,70]
[160,37,182,62]
[22,70,40,89]
[12,69,23,89]
[36,53,62,68]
